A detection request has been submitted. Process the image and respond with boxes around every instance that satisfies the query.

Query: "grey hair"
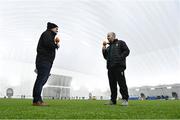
[108,32,116,38]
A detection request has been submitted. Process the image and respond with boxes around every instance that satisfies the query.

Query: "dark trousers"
[33,62,52,103]
[108,67,129,103]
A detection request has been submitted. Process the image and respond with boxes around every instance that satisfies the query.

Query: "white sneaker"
[121,100,128,106]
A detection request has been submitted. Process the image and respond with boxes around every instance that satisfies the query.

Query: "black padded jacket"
[102,39,130,70]
[35,30,59,64]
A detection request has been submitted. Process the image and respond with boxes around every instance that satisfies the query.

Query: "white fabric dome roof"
[0,0,179,96]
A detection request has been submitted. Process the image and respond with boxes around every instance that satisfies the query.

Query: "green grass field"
[0,99,180,119]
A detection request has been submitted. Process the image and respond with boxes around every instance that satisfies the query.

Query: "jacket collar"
[109,39,118,45]
[46,29,57,36]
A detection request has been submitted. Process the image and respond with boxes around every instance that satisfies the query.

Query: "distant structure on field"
[43,74,72,99]
[6,88,14,98]
[129,84,180,100]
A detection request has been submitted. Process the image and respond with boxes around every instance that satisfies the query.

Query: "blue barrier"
[146,96,157,100]
[129,96,139,100]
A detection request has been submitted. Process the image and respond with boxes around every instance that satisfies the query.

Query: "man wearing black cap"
[32,22,60,106]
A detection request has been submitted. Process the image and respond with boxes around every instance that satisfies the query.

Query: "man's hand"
[102,40,107,49]
[54,35,60,44]
[103,41,107,46]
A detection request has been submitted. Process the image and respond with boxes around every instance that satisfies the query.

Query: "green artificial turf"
[0,99,180,119]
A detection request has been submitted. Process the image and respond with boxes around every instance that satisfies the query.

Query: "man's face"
[107,33,115,43]
[51,27,58,33]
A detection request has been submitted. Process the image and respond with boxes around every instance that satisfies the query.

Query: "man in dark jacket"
[102,32,130,106]
[32,22,60,106]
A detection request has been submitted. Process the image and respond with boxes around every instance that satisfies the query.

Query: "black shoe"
[104,101,116,105]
